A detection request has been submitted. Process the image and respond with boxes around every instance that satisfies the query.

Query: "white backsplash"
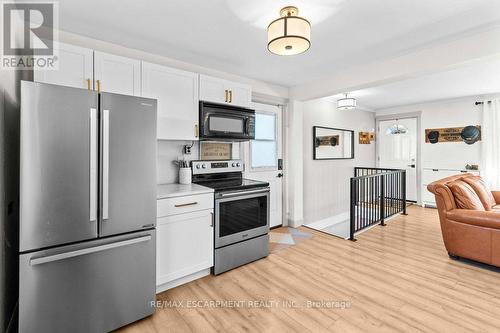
[157,140,200,184]
[157,140,241,184]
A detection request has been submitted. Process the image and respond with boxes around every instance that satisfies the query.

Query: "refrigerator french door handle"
[29,235,152,266]
[89,108,98,222]
[102,109,110,220]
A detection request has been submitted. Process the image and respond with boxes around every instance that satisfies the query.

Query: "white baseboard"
[156,268,210,294]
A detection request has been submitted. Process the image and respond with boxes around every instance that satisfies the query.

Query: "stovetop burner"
[196,178,269,192]
[191,160,269,192]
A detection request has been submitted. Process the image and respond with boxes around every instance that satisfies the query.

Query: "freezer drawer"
[19,230,156,333]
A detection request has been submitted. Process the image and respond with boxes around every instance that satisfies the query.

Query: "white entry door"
[243,103,283,228]
[378,118,418,202]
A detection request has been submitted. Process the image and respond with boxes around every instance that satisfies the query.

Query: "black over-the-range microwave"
[199,101,255,141]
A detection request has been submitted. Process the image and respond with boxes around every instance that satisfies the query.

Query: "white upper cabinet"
[199,75,252,108]
[142,62,199,141]
[230,82,252,108]
[94,51,141,96]
[34,42,93,90]
[199,75,226,104]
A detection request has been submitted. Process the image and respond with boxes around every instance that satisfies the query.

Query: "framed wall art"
[313,126,354,160]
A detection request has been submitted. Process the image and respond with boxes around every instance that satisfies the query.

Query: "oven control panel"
[192,160,244,174]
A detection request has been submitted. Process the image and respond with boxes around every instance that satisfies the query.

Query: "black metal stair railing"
[349,167,407,241]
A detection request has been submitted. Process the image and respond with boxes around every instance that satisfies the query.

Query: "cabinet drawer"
[422,185,436,204]
[422,169,461,185]
[157,193,213,217]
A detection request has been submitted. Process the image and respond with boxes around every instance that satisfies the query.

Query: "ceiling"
[58,0,500,87]
[325,57,500,110]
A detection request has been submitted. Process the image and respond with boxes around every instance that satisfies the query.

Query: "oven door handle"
[219,188,269,198]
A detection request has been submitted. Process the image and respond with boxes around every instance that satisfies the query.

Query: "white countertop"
[157,183,214,199]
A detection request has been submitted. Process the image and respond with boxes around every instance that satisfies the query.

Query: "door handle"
[102,109,110,220]
[277,173,283,178]
[224,89,228,103]
[210,212,214,227]
[30,235,151,266]
[96,79,101,93]
[228,90,232,103]
[89,108,98,222]
[407,164,416,168]
[86,78,91,90]
[219,188,269,198]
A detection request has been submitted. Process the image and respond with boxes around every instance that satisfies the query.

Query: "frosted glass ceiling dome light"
[337,94,357,110]
[267,6,311,56]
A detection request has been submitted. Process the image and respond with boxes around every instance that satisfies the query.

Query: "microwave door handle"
[245,118,250,135]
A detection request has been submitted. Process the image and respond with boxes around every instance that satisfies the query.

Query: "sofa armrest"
[447,209,500,229]
[492,191,500,205]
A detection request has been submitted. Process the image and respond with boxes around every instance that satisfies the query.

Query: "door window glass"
[251,113,277,168]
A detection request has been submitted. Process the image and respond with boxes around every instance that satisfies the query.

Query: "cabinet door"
[227,82,252,108]
[142,62,199,140]
[34,42,93,89]
[94,51,141,96]
[156,210,213,286]
[199,75,227,104]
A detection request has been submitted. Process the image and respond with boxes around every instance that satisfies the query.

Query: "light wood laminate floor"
[118,206,500,332]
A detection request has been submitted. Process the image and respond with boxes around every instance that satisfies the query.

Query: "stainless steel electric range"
[192,160,270,275]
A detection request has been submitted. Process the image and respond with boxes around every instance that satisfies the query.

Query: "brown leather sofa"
[427,174,500,267]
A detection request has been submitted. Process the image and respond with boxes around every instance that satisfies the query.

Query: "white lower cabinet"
[156,199,213,292]
[422,168,480,207]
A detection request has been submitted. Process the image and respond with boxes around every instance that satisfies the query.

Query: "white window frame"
[249,110,278,172]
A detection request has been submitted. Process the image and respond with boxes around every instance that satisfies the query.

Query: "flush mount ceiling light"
[337,93,357,110]
[267,6,311,56]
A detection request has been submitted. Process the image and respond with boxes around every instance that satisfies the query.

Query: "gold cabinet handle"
[96,79,101,93]
[86,78,91,90]
[195,124,199,138]
[228,90,232,103]
[224,89,228,102]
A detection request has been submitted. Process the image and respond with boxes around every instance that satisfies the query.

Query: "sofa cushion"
[462,176,496,210]
[448,180,485,211]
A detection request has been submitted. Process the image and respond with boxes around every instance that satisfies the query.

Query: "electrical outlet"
[184,145,192,155]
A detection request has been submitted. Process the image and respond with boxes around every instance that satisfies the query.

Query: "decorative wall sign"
[313,126,354,160]
[359,132,375,144]
[200,142,231,160]
[425,125,481,144]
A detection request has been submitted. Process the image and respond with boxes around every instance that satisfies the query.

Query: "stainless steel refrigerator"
[18,81,157,333]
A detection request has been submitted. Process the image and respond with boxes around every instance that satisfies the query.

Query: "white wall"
[376,95,500,170]
[285,101,304,227]
[302,99,376,224]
